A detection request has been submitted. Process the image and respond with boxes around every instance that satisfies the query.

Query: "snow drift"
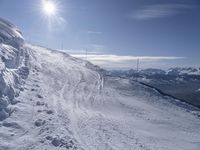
[0,18,29,120]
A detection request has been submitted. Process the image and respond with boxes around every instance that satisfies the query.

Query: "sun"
[40,0,66,31]
[43,0,57,16]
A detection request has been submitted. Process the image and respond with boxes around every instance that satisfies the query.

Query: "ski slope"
[0,18,200,150]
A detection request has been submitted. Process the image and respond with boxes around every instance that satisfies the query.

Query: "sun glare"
[43,0,57,16]
[40,0,67,31]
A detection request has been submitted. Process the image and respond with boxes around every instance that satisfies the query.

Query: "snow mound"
[0,18,24,48]
[0,18,29,120]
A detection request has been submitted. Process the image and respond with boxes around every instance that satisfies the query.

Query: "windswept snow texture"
[0,18,28,121]
[0,19,200,150]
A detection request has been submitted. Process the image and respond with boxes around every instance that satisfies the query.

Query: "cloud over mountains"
[131,3,194,20]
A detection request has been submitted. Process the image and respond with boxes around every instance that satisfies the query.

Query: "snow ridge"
[0,18,29,120]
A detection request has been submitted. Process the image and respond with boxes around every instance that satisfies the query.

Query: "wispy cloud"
[72,54,184,61]
[70,53,185,69]
[87,31,102,35]
[131,4,194,20]
[59,49,101,55]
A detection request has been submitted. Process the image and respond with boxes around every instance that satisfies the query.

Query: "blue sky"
[0,0,200,69]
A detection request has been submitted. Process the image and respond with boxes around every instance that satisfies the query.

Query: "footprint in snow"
[36,101,45,106]
[33,84,40,88]
[36,94,43,99]
[45,110,54,114]
[46,135,77,149]
[31,88,36,91]
[34,119,46,127]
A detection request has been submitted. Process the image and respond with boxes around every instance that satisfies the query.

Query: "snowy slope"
[0,18,200,150]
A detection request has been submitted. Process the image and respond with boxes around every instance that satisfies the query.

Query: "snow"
[0,18,200,150]
[0,18,24,48]
[167,67,200,76]
[0,18,28,121]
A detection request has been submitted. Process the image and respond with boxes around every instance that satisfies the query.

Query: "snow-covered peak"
[0,18,24,48]
[167,67,200,76]
[111,67,200,77]
[140,68,166,75]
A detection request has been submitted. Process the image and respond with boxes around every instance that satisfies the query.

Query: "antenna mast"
[136,58,140,81]
[136,58,139,72]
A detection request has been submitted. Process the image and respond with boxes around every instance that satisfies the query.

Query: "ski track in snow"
[0,43,200,150]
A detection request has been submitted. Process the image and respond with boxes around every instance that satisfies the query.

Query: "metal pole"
[137,58,139,72]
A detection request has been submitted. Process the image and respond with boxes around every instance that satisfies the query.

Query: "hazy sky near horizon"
[0,0,200,69]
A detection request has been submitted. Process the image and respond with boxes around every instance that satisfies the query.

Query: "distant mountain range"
[110,67,200,108]
[111,67,200,77]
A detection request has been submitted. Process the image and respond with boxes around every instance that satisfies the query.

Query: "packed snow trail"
[0,18,200,150]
